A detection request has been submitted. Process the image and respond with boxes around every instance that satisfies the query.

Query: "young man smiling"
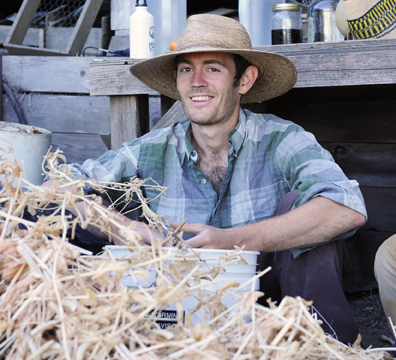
[65,14,367,344]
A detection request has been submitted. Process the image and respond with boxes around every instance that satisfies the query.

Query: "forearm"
[231,197,366,252]
[42,179,160,245]
[69,201,160,246]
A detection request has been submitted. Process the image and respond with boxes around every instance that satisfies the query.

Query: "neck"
[190,108,240,156]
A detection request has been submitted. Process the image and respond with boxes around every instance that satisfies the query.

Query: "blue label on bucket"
[147,309,185,328]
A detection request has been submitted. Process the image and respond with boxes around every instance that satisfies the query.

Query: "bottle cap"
[136,0,148,6]
[272,4,301,11]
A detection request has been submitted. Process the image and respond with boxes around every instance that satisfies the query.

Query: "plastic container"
[0,123,52,187]
[129,0,155,59]
[239,0,286,46]
[307,0,345,42]
[272,3,303,45]
[106,246,260,325]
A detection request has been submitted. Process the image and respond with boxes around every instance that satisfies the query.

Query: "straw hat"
[129,14,298,104]
[336,0,396,40]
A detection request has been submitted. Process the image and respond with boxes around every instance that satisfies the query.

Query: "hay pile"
[0,148,393,359]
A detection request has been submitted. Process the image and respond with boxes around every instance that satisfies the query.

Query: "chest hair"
[196,151,228,195]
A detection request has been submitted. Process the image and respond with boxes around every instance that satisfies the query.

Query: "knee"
[374,235,396,284]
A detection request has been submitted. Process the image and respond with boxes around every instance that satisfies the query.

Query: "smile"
[190,96,213,101]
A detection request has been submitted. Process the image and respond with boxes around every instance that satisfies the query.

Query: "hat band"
[347,0,396,39]
[176,43,252,53]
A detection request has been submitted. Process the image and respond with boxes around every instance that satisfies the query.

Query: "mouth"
[190,95,214,102]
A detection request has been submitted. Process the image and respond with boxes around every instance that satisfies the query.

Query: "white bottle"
[130,0,155,59]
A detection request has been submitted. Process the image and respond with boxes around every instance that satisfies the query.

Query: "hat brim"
[130,47,298,104]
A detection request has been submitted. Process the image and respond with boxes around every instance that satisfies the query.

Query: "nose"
[191,68,207,88]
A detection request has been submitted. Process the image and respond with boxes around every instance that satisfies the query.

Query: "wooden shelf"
[89,37,396,97]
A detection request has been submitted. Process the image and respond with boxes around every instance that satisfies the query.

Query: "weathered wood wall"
[1,56,109,163]
[267,84,396,290]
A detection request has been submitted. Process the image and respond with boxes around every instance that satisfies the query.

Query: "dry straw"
[0,145,393,359]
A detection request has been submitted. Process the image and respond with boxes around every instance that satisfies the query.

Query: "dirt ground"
[347,289,395,356]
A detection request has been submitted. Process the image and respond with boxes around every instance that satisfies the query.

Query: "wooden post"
[110,94,149,150]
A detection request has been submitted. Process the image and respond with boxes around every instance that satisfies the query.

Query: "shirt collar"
[227,108,247,157]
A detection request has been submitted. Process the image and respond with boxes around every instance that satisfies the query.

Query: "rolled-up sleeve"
[275,128,367,257]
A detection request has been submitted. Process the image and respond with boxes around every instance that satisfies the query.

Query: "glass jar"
[307,0,345,42]
[271,4,303,45]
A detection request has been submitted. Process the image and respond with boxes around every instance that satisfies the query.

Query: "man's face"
[175,52,242,127]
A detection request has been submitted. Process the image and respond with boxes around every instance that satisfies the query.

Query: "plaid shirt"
[73,109,367,256]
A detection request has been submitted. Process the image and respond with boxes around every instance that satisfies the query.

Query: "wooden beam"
[89,38,396,96]
[89,59,157,96]
[3,94,110,133]
[360,186,396,233]
[110,95,149,150]
[2,56,93,93]
[51,133,108,164]
[4,44,68,56]
[4,0,41,45]
[66,0,104,55]
[0,25,43,47]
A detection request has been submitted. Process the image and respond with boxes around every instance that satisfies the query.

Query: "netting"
[31,0,86,28]
[12,0,102,55]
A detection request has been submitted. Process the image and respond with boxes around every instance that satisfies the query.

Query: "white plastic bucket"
[0,123,52,186]
[106,246,260,326]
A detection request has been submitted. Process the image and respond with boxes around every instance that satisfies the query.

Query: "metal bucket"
[0,123,52,186]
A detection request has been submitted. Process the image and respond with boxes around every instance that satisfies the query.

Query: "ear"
[239,65,259,95]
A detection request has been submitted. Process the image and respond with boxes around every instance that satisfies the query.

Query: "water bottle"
[129,0,155,59]
[239,0,286,46]
[147,0,187,55]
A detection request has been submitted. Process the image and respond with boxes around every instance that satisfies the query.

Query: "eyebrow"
[177,58,227,68]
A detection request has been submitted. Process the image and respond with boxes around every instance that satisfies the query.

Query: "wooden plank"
[51,133,108,164]
[268,86,396,143]
[359,187,396,233]
[110,95,149,150]
[0,25,43,47]
[66,0,104,56]
[255,37,396,54]
[88,38,396,96]
[4,44,68,56]
[152,100,185,130]
[345,230,393,290]
[4,0,41,45]
[89,60,157,96]
[321,142,396,188]
[3,94,110,133]
[45,27,102,55]
[2,56,92,93]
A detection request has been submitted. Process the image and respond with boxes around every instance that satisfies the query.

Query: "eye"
[208,67,220,72]
[179,66,192,73]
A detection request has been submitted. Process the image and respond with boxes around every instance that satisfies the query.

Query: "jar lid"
[272,4,301,11]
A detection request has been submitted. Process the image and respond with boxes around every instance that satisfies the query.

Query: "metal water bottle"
[307,0,345,42]
[130,0,155,59]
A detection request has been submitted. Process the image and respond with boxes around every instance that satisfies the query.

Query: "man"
[61,14,367,344]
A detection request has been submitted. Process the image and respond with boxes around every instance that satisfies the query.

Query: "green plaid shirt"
[73,109,367,256]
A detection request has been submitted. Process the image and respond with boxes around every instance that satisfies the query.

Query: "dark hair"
[233,54,252,86]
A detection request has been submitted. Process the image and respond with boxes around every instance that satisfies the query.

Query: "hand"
[112,219,165,246]
[170,221,235,249]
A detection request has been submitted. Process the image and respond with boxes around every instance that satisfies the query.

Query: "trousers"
[374,234,396,326]
[256,190,359,345]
